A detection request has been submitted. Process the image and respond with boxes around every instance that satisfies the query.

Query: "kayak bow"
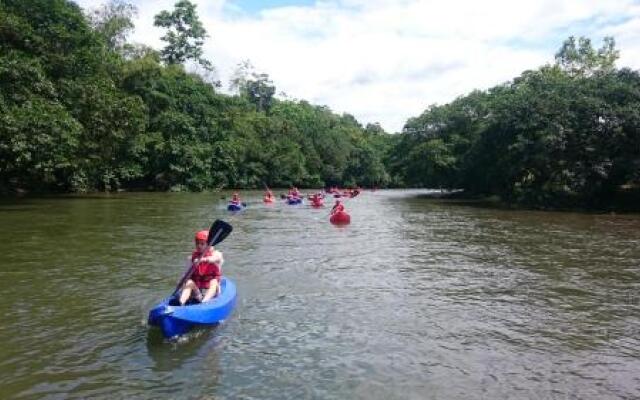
[330,210,351,225]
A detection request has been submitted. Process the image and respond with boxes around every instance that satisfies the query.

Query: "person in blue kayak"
[230,192,241,205]
[289,187,301,198]
[178,230,224,305]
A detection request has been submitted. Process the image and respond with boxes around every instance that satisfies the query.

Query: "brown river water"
[0,190,639,399]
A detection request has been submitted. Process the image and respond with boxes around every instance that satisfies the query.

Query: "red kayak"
[330,210,350,225]
[311,200,324,207]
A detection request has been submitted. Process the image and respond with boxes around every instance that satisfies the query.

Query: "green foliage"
[59,77,148,190]
[0,99,81,192]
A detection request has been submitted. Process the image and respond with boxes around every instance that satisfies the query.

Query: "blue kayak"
[227,203,244,211]
[286,197,302,205]
[148,278,237,339]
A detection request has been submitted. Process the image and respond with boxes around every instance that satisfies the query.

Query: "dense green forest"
[393,37,640,209]
[0,0,394,194]
[1,0,638,210]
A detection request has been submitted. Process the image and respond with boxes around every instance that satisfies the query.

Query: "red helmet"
[195,230,208,242]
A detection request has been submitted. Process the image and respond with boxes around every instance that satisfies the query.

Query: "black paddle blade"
[207,219,233,247]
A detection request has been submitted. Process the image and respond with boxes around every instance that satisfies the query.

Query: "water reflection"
[146,325,223,373]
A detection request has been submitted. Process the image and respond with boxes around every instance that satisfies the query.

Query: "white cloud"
[76,0,640,132]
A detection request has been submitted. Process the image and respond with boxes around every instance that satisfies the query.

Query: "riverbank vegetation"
[0,0,393,194]
[394,37,640,210]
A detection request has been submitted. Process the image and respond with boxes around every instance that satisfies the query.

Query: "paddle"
[171,219,233,298]
[263,182,272,194]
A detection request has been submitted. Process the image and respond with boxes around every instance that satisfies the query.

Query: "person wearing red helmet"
[178,230,224,305]
[331,199,344,214]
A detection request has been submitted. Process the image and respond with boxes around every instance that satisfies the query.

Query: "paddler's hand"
[201,252,223,264]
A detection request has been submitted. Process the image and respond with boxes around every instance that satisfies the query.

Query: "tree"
[153,0,212,69]
[230,61,276,113]
[87,0,137,52]
[555,36,619,77]
[244,74,276,113]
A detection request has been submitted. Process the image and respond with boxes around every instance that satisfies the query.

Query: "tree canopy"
[394,37,640,210]
[0,0,392,194]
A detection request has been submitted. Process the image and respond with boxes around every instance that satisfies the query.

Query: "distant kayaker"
[230,192,241,205]
[331,199,344,214]
[178,230,224,305]
[264,190,274,203]
[289,187,301,198]
[310,193,323,205]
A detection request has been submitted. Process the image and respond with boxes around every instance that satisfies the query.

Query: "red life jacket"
[190,248,221,289]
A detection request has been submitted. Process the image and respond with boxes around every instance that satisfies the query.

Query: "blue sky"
[76,0,640,132]
[226,0,317,14]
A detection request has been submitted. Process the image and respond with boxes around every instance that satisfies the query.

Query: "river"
[0,190,639,399]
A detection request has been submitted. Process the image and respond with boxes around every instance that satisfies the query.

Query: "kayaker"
[230,192,241,205]
[331,199,344,214]
[178,230,224,305]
